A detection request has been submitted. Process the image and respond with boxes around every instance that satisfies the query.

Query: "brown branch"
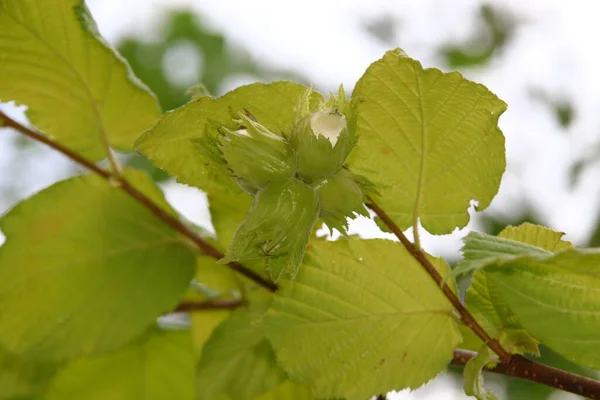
[0,111,277,293]
[453,349,600,399]
[367,198,511,363]
[173,298,246,313]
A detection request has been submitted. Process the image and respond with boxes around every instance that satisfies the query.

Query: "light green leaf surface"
[350,48,506,234]
[190,256,240,356]
[264,239,461,400]
[252,381,314,400]
[0,170,195,361]
[0,0,160,160]
[463,346,499,400]
[485,248,600,369]
[465,223,573,355]
[44,329,194,400]
[454,231,553,277]
[196,293,285,400]
[136,82,323,192]
[0,346,58,399]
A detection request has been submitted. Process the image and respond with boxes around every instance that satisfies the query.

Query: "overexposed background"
[2,0,599,398]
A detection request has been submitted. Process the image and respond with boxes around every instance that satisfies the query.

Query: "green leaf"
[208,190,252,247]
[0,347,58,399]
[350,48,506,234]
[196,293,285,400]
[189,257,240,356]
[454,231,553,278]
[136,82,323,192]
[0,170,195,361]
[465,223,573,355]
[463,346,499,400]
[0,0,160,160]
[44,328,194,400]
[484,248,600,369]
[264,238,461,400]
[252,381,314,400]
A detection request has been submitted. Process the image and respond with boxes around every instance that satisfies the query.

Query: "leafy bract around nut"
[215,112,296,193]
[312,169,369,235]
[290,87,359,182]
[220,178,320,281]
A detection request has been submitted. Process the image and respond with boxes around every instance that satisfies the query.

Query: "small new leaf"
[454,231,553,278]
[463,346,500,400]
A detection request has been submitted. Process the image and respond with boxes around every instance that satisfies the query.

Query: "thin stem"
[412,222,421,250]
[452,349,600,399]
[173,298,245,313]
[367,197,511,363]
[0,111,277,293]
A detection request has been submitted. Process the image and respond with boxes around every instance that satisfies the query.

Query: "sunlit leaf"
[264,238,461,400]
[252,380,314,400]
[0,346,58,399]
[465,223,573,355]
[190,256,240,356]
[350,48,506,234]
[44,329,194,400]
[196,292,285,400]
[0,0,160,160]
[484,249,600,369]
[0,170,195,361]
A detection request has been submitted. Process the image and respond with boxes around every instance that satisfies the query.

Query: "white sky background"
[1,0,599,398]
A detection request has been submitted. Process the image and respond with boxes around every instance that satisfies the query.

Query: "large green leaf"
[350,49,506,234]
[0,346,58,399]
[465,224,572,355]
[196,292,285,400]
[135,82,322,193]
[264,238,461,400]
[0,0,160,160]
[484,248,600,369]
[44,328,194,400]
[252,381,314,400]
[0,170,195,361]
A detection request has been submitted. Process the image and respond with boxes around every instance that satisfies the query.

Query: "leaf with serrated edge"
[252,380,314,400]
[485,248,600,369]
[44,329,194,400]
[0,0,160,160]
[465,223,573,356]
[196,292,285,400]
[350,48,506,234]
[454,231,553,278]
[0,170,195,361]
[264,238,461,400]
[463,345,499,400]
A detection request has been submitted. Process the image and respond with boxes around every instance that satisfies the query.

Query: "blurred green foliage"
[118,10,305,111]
[441,4,515,68]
